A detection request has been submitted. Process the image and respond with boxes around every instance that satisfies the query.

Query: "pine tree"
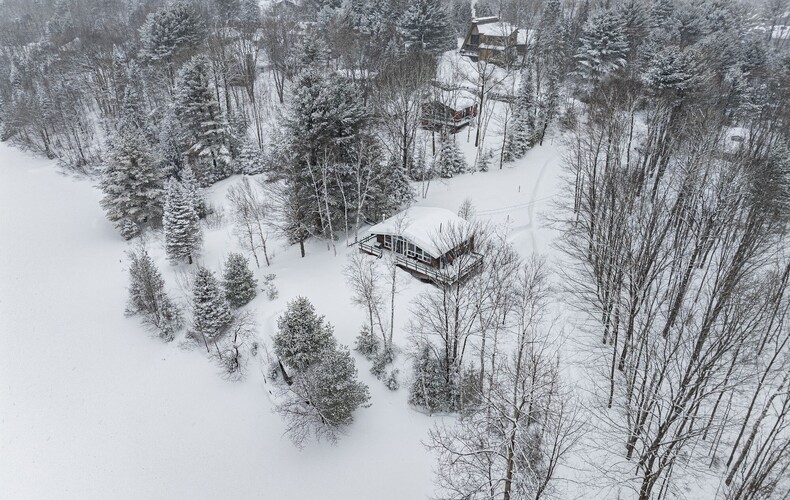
[163,178,201,264]
[157,105,187,178]
[575,10,629,86]
[99,126,164,239]
[126,246,182,341]
[642,45,696,103]
[222,252,257,308]
[504,70,536,162]
[139,1,204,67]
[192,266,233,344]
[408,342,451,413]
[179,164,207,218]
[276,344,370,444]
[436,136,467,178]
[476,148,493,172]
[174,55,232,185]
[397,0,456,54]
[273,297,336,373]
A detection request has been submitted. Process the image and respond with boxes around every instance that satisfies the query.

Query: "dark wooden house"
[358,207,483,285]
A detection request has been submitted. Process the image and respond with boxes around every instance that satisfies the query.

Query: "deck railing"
[358,235,484,286]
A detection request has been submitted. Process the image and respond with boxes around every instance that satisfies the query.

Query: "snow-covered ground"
[0,131,564,499]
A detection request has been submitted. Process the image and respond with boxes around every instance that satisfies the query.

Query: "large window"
[383,235,392,249]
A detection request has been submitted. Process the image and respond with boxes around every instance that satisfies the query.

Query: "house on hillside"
[358,207,483,285]
[460,16,525,66]
[421,90,478,134]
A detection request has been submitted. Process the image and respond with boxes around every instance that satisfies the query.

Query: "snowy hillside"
[0,138,564,498]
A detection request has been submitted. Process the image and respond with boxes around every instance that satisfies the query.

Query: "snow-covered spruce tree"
[475,148,493,172]
[273,297,336,373]
[99,126,164,239]
[408,341,452,414]
[367,154,414,219]
[157,105,187,178]
[222,252,257,308]
[192,266,233,348]
[397,0,456,54]
[505,69,536,161]
[138,1,204,85]
[575,10,629,88]
[276,345,370,445]
[125,246,182,341]
[179,164,207,218]
[174,55,233,185]
[274,58,368,241]
[163,178,201,264]
[436,136,467,178]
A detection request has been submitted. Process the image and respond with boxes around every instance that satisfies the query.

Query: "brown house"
[421,95,478,134]
[460,16,523,66]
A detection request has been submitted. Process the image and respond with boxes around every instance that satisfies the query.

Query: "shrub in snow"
[191,266,233,347]
[212,311,257,380]
[263,274,278,300]
[222,252,257,308]
[385,369,400,391]
[275,345,370,445]
[355,324,381,360]
[125,247,182,341]
[273,297,336,373]
[475,148,493,172]
[370,344,394,380]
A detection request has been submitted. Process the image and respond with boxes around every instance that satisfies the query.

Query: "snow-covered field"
[0,137,564,499]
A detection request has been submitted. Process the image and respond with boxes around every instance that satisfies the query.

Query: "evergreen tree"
[222,252,257,308]
[397,0,456,54]
[139,1,204,69]
[99,126,164,239]
[192,266,233,343]
[274,297,336,373]
[157,105,187,178]
[276,344,370,444]
[408,342,451,413]
[369,155,414,218]
[476,148,493,172]
[174,55,232,185]
[436,136,467,178]
[575,10,629,86]
[504,70,536,162]
[126,246,182,341]
[163,178,201,264]
[642,45,696,103]
[179,164,207,218]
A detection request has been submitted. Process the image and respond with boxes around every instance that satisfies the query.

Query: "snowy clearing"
[0,136,563,499]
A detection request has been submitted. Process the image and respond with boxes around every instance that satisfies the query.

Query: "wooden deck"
[358,235,484,286]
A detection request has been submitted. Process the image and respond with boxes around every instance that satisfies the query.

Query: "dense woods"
[1,0,789,498]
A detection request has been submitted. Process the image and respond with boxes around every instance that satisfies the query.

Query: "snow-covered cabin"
[421,89,478,133]
[359,207,483,284]
[460,16,522,66]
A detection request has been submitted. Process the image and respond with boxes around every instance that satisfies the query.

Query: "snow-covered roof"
[369,207,473,258]
[472,16,499,24]
[477,22,518,37]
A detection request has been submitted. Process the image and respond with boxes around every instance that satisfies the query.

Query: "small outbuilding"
[358,207,483,285]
